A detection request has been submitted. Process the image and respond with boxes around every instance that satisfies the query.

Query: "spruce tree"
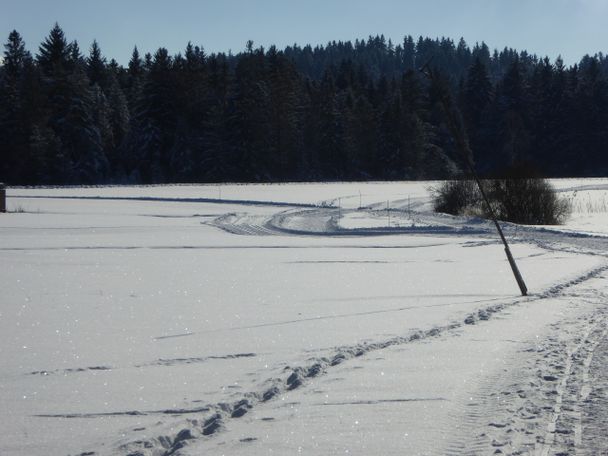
[229,46,272,180]
[3,30,30,79]
[464,58,492,127]
[87,40,108,87]
[267,46,303,178]
[129,47,175,181]
[37,23,70,75]
[0,30,33,182]
[62,65,109,183]
[462,58,493,167]
[496,58,531,167]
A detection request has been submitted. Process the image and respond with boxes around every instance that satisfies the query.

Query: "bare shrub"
[431,179,481,215]
[431,168,570,225]
[486,178,570,225]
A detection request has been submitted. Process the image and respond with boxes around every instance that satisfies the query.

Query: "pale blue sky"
[1,0,607,65]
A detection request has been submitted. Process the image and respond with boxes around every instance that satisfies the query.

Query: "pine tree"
[68,40,84,70]
[316,70,349,178]
[573,57,608,173]
[464,58,492,127]
[0,30,33,182]
[198,53,231,181]
[400,70,431,177]
[228,46,272,180]
[267,46,304,179]
[169,42,208,180]
[128,47,176,181]
[37,23,70,75]
[456,38,471,71]
[3,30,30,79]
[62,66,109,182]
[106,73,130,170]
[462,58,493,166]
[378,93,405,177]
[35,24,109,182]
[496,58,531,167]
[87,40,108,87]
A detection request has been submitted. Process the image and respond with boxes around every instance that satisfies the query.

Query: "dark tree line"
[1,24,608,185]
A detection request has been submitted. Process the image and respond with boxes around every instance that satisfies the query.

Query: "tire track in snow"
[579,330,608,455]
[442,283,608,456]
[538,319,608,456]
[442,335,548,455]
[442,297,608,455]
[536,329,592,456]
[207,212,280,236]
[210,207,491,237]
[572,327,607,455]
[207,204,608,262]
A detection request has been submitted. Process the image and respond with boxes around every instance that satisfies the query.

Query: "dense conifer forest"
[1,24,608,184]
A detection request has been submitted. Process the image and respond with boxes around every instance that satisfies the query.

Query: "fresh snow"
[1,180,608,455]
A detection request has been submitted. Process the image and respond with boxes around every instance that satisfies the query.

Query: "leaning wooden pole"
[419,63,528,296]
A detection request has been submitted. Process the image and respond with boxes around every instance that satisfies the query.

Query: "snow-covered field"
[2,180,608,455]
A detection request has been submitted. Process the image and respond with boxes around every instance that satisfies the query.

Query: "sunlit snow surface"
[1,180,608,455]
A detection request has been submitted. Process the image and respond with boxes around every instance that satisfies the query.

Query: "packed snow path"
[1,181,608,455]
